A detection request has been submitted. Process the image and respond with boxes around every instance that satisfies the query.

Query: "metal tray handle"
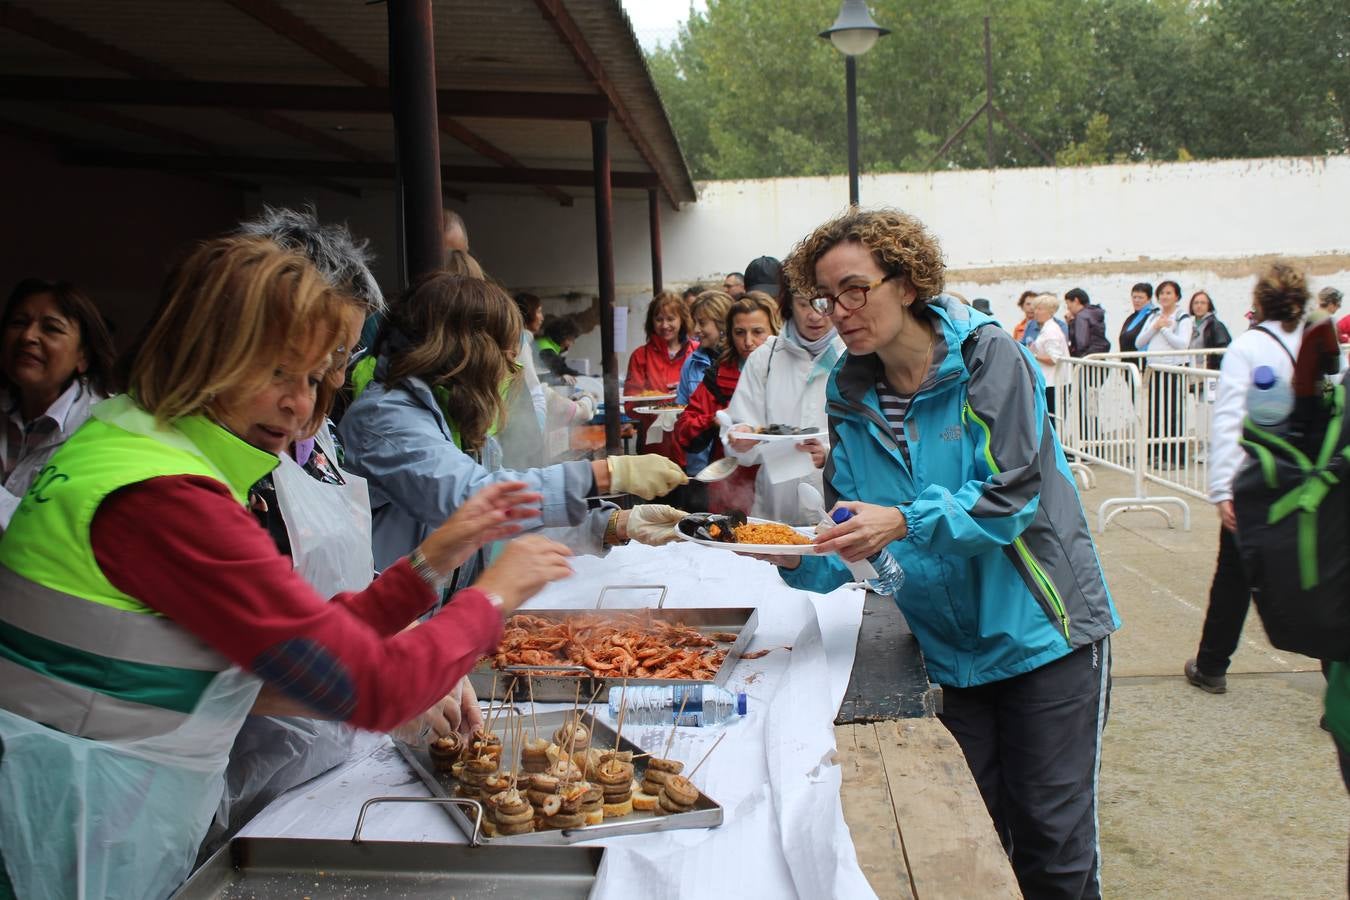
[597,584,667,609]
[353,796,485,846]
[499,664,592,674]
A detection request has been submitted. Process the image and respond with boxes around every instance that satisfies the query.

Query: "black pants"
[1148,374,1186,466]
[938,639,1112,900]
[1195,528,1251,676]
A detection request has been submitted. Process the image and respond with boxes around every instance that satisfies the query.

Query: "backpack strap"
[1253,325,1297,365]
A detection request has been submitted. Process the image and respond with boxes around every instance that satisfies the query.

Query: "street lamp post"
[820,0,889,207]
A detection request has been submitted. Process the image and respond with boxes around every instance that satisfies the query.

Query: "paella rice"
[732,523,811,545]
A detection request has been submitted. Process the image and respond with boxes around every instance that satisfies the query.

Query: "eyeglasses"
[810,273,899,316]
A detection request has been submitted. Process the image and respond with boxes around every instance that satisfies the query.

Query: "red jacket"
[1339,313,1350,345]
[625,334,694,397]
[672,356,740,465]
[672,358,757,513]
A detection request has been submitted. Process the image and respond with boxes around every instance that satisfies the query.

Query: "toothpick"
[662,690,691,759]
[486,672,498,725]
[528,676,539,742]
[613,679,630,749]
[686,731,727,780]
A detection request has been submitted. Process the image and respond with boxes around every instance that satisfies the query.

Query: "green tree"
[646,0,1348,181]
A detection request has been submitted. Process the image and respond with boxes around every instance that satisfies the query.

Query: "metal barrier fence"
[1053,349,1226,532]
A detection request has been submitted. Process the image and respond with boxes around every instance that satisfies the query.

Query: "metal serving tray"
[174,828,603,899]
[394,708,722,846]
[472,584,759,704]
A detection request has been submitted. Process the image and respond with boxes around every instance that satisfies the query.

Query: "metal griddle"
[173,808,603,899]
[394,708,723,846]
[473,584,759,704]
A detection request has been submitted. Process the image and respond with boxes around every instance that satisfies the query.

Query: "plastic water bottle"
[606,684,747,727]
[830,508,906,597]
[1247,365,1293,428]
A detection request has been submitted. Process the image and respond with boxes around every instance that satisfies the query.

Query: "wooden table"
[834,595,1021,899]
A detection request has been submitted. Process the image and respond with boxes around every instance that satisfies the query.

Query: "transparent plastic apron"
[215,426,375,834]
[0,662,261,900]
[0,408,266,900]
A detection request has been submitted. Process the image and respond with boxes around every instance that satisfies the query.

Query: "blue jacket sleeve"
[903,328,1046,557]
[339,385,592,533]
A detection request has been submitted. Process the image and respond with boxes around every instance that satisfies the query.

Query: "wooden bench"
[835,595,1020,899]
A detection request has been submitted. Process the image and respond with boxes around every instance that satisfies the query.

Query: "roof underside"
[0,0,697,206]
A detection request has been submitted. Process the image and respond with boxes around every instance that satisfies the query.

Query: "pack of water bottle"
[1247,365,1294,430]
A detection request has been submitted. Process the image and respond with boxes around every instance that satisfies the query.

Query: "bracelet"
[603,509,628,546]
[409,548,448,591]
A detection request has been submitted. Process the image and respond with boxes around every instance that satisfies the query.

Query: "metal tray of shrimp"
[470,585,759,704]
[392,709,723,846]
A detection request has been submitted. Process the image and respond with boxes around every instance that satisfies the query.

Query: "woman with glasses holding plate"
[771,209,1119,899]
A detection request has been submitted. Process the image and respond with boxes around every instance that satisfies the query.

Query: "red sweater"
[625,334,694,398]
[672,357,741,466]
[90,474,503,732]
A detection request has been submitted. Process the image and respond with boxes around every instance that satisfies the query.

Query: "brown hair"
[1252,261,1308,325]
[2,278,119,397]
[128,236,349,437]
[723,291,781,364]
[785,209,946,312]
[691,290,735,334]
[443,249,485,279]
[383,273,522,452]
[644,291,692,343]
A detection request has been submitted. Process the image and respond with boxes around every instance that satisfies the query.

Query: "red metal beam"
[63,150,661,189]
[0,76,612,121]
[533,0,677,208]
[224,0,573,206]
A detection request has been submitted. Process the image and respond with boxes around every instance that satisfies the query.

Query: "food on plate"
[732,522,811,545]
[492,612,727,680]
[428,733,464,772]
[455,754,500,802]
[487,788,536,836]
[639,756,683,800]
[754,424,820,436]
[682,511,809,546]
[520,737,551,774]
[543,779,593,830]
[656,773,700,816]
[594,757,637,818]
[708,631,739,643]
[552,716,591,753]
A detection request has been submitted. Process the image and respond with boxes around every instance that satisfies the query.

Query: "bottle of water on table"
[830,507,906,597]
[607,684,747,727]
[1247,365,1293,429]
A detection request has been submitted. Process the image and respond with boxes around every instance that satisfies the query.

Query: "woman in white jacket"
[724,280,845,525]
[1185,262,1310,694]
[1136,279,1195,467]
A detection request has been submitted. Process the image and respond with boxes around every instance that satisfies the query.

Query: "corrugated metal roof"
[0,0,696,204]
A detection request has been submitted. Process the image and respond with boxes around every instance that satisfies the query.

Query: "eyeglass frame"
[810,272,900,316]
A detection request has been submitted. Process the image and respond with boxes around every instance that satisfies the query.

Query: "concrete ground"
[1083,468,1347,898]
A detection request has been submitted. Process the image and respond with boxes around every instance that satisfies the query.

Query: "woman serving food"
[0,237,574,900]
[772,209,1119,898]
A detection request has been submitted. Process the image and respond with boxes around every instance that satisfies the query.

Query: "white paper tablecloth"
[240,542,875,899]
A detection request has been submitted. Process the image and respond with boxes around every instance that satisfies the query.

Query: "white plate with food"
[621,393,677,405]
[732,428,823,444]
[632,404,686,415]
[675,513,820,556]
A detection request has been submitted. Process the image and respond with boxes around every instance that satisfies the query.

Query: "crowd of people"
[1,196,1344,900]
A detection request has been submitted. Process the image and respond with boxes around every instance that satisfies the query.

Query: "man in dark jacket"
[1064,288,1111,357]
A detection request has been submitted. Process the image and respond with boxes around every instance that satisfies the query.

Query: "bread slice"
[584,807,605,826]
[602,796,634,818]
[632,789,659,812]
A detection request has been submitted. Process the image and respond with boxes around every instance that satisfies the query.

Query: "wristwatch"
[409,548,448,591]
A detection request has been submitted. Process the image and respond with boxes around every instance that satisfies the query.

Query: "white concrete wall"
[258,155,1350,371]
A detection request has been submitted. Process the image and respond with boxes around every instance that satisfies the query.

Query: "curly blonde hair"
[785,209,946,309]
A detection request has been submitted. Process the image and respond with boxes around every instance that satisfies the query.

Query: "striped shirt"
[875,335,946,467]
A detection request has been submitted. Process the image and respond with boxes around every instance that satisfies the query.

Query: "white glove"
[608,455,688,499]
[573,394,596,423]
[627,504,686,546]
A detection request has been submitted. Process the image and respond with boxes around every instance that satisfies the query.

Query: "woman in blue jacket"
[778,210,1119,900]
